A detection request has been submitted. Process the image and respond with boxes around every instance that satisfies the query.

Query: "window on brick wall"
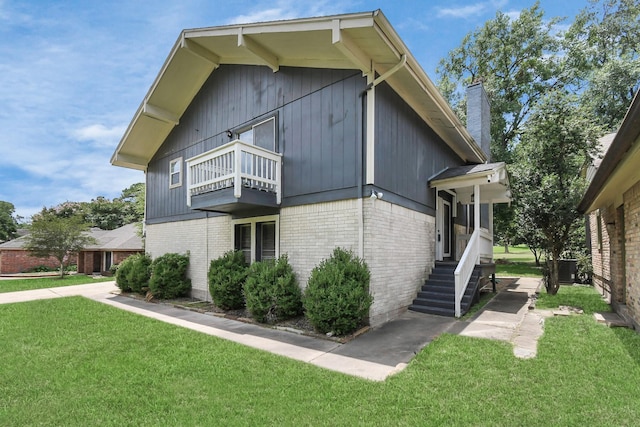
[233,215,278,264]
[597,211,603,252]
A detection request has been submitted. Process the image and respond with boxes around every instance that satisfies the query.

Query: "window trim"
[169,157,183,189]
[231,215,279,263]
[236,115,278,152]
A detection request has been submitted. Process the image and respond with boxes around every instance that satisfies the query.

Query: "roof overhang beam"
[238,28,279,72]
[331,19,372,74]
[142,102,180,125]
[180,37,221,67]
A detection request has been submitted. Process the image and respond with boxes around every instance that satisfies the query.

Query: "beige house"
[579,91,640,330]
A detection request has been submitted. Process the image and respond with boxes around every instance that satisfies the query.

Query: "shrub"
[115,257,133,292]
[244,255,302,323]
[116,253,152,294]
[148,252,191,299]
[208,250,248,310]
[303,248,373,336]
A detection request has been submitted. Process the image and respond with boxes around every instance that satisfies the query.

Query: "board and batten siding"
[145,64,366,223]
[374,82,464,215]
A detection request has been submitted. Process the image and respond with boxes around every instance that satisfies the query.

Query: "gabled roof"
[579,91,640,214]
[111,10,486,171]
[0,223,143,252]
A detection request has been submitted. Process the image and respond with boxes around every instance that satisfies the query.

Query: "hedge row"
[115,247,372,336]
[208,247,372,335]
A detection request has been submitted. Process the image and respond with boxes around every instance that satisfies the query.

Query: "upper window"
[169,157,182,188]
[238,117,276,152]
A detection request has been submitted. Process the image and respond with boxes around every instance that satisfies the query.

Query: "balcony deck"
[186,139,282,214]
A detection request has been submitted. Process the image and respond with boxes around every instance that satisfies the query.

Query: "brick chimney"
[466,80,491,161]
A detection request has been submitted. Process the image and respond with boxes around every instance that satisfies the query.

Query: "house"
[579,90,640,330]
[77,223,144,275]
[0,224,143,275]
[111,10,510,325]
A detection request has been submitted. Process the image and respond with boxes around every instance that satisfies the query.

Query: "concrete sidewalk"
[0,277,543,380]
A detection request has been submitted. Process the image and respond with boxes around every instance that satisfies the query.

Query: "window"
[104,251,113,271]
[233,215,278,264]
[238,117,276,151]
[169,157,182,188]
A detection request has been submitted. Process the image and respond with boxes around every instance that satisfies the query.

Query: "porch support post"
[435,187,441,261]
[488,201,494,249]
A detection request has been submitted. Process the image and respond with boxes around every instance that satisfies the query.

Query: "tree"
[0,201,19,242]
[511,90,600,294]
[24,210,97,278]
[437,2,564,161]
[565,0,640,131]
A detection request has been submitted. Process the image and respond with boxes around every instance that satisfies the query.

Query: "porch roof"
[429,162,511,204]
[111,10,486,171]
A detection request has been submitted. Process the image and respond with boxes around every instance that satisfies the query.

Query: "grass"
[493,245,543,278]
[1,289,639,426]
[0,275,113,293]
[537,284,611,314]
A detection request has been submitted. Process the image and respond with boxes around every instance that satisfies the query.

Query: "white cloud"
[436,0,508,19]
[72,124,127,147]
[227,0,354,25]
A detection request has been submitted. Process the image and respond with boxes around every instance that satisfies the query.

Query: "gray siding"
[146,65,365,222]
[374,82,464,212]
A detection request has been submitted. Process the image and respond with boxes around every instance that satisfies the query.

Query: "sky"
[0,0,588,220]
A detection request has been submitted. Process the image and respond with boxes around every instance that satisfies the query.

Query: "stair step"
[412,297,454,309]
[409,304,455,317]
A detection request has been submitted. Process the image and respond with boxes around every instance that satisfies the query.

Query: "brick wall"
[0,250,62,274]
[624,181,640,325]
[589,209,613,301]
[363,199,434,325]
[279,199,360,289]
[145,216,231,300]
[145,198,437,327]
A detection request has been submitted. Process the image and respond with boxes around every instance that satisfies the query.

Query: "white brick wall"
[146,215,231,300]
[145,198,437,327]
[363,199,435,325]
[280,199,360,288]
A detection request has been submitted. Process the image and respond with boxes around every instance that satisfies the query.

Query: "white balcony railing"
[453,227,493,317]
[186,139,282,207]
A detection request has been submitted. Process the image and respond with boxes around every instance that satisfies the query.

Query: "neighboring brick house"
[111,11,510,325]
[77,223,144,275]
[0,223,143,275]
[579,91,640,330]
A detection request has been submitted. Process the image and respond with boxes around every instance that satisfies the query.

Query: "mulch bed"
[118,292,369,344]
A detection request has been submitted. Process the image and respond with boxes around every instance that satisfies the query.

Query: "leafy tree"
[0,201,19,242]
[565,0,640,131]
[24,210,97,278]
[511,90,600,294]
[437,2,564,161]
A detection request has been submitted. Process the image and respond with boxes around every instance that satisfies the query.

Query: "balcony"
[186,140,282,214]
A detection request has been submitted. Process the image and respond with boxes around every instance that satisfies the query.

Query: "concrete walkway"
[0,277,544,380]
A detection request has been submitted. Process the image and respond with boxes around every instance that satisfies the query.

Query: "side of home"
[579,91,640,330]
[112,11,506,325]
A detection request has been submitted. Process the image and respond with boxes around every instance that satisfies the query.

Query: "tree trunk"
[504,243,510,253]
[546,256,560,295]
[58,262,65,279]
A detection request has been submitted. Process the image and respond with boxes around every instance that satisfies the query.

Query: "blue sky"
[0,0,586,220]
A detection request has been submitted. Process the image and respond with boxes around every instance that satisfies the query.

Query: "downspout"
[358,54,407,258]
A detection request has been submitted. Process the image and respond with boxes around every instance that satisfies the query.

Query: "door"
[437,196,453,261]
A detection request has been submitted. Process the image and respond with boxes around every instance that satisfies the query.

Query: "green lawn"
[493,245,543,278]
[1,287,639,426]
[0,275,113,293]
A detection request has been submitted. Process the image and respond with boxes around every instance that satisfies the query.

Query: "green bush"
[116,254,152,294]
[148,253,191,299]
[244,255,302,323]
[208,251,248,310]
[303,248,373,336]
[115,258,133,292]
